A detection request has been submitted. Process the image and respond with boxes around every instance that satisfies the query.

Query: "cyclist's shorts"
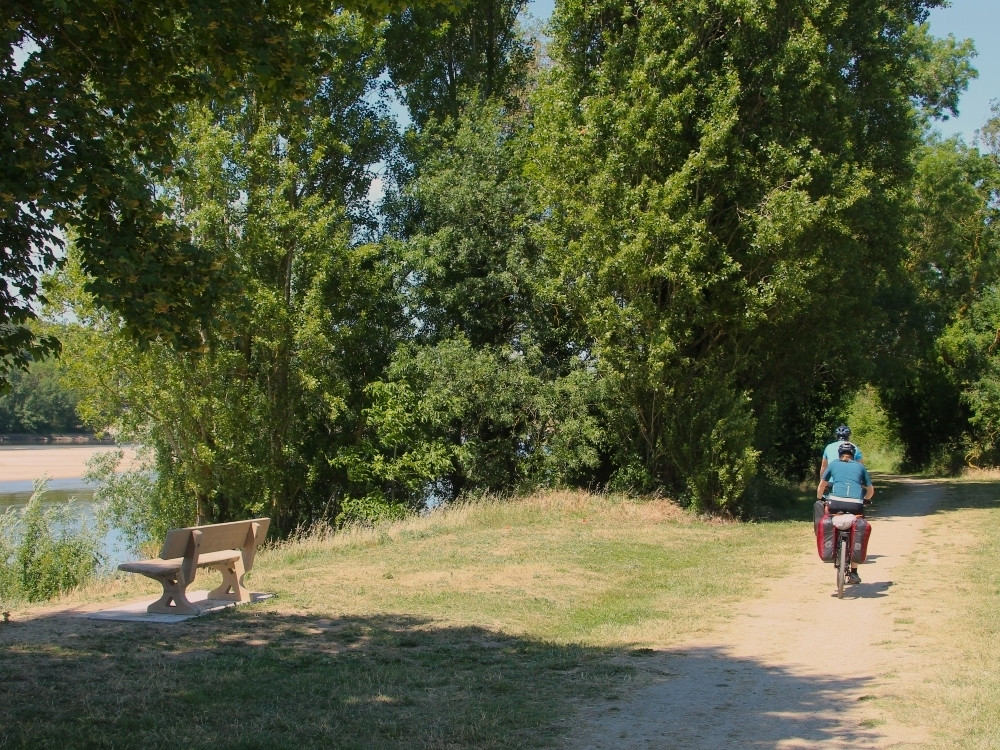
[827,496,864,514]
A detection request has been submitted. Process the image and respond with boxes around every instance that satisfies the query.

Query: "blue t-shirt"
[822,459,872,500]
[823,440,864,464]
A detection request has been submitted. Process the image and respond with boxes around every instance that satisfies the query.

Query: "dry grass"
[270,490,695,553]
[0,489,807,749]
[256,490,788,646]
[958,466,1000,481]
[871,478,1000,747]
[16,482,1000,747]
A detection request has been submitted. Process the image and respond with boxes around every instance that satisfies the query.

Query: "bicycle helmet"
[837,442,857,459]
[835,424,852,441]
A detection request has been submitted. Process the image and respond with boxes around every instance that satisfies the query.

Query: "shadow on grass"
[1,607,622,750]
[931,478,1000,514]
[871,475,1000,519]
[4,604,895,749]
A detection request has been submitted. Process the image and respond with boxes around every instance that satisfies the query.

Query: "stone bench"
[118,518,270,615]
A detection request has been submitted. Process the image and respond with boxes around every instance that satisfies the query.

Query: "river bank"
[0,445,140,483]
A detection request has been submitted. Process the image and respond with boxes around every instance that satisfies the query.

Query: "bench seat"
[118,518,269,615]
[118,549,242,576]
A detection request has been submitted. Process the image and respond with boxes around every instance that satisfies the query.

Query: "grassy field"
[867,473,1000,748]
[1,482,999,748]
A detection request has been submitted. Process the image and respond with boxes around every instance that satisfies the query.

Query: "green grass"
[871,475,1000,748]
[0,491,810,749]
[6,481,998,748]
[259,493,808,646]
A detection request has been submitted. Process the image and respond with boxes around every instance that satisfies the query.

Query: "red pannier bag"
[850,516,872,564]
[816,508,836,562]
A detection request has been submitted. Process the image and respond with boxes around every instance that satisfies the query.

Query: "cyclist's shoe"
[847,570,862,584]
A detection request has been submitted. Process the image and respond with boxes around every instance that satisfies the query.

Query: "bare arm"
[817,479,829,500]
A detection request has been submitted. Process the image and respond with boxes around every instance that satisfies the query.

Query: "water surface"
[0,469,130,567]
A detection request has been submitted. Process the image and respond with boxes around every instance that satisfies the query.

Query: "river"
[0,445,136,567]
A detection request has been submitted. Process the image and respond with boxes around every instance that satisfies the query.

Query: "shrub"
[85,448,168,555]
[0,513,17,609]
[336,493,412,527]
[0,481,105,604]
[847,385,904,473]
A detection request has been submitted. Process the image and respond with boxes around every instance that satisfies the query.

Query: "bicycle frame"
[823,495,863,599]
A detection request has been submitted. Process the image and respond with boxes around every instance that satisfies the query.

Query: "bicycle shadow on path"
[561,478,944,749]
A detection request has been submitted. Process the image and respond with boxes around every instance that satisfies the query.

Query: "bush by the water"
[0,482,104,606]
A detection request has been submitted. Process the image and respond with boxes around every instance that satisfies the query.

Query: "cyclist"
[817,442,874,584]
[819,424,864,478]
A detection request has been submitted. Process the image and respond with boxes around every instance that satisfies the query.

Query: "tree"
[346,6,604,509]
[50,14,400,535]
[383,0,533,128]
[912,112,1000,469]
[366,97,606,507]
[907,23,978,123]
[530,0,951,510]
[391,100,539,349]
[0,352,82,434]
[3,0,457,382]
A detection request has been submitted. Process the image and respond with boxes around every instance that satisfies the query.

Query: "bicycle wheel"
[837,535,849,599]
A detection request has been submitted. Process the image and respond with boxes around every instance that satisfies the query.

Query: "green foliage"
[0,482,104,604]
[0,516,16,608]
[667,373,760,514]
[846,385,903,473]
[907,23,979,122]
[906,137,999,327]
[0,354,82,434]
[938,286,1000,467]
[530,0,942,508]
[84,448,174,555]
[755,380,844,484]
[389,98,539,349]
[341,336,607,507]
[47,14,400,535]
[373,87,609,506]
[336,494,413,526]
[14,0,991,526]
[881,127,1000,470]
[384,0,533,127]
[333,376,460,514]
[2,0,458,381]
[922,108,1000,469]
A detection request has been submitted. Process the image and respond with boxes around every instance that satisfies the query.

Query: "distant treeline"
[0,360,85,436]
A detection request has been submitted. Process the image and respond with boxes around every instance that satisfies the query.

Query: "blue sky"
[526,1,997,144]
[927,1,998,143]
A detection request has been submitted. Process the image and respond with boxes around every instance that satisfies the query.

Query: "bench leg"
[206,557,250,603]
[146,572,199,615]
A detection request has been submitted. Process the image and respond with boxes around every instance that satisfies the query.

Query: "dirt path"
[563,479,942,749]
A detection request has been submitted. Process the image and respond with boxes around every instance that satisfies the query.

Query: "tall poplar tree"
[383,0,533,127]
[531,0,948,510]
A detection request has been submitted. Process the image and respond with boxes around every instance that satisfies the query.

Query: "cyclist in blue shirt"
[819,424,864,478]
[817,442,874,583]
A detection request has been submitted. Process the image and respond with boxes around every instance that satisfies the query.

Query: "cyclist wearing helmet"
[817,442,874,583]
[819,424,864,478]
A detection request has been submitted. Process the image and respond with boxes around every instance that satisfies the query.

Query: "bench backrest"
[159,518,270,559]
